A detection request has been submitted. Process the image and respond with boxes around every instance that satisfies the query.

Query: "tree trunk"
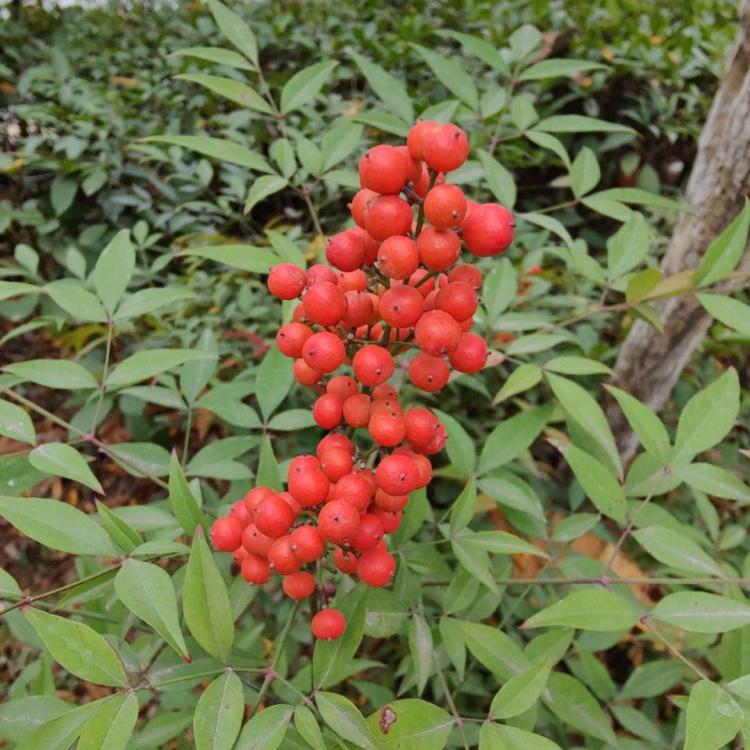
[609,0,750,462]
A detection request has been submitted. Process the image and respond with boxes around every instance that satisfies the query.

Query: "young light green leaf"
[78,692,138,750]
[4,359,98,390]
[569,146,600,198]
[606,213,650,280]
[478,404,551,475]
[350,52,413,123]
[256,345,294,421]
[366,699,453,750]
[490,660,551,719]
[695,199,750,287]
[633,526,725,577]
[651,592,750,633]
[143,135,272,172]
[316,692,377,750]
[45,280,107,322]
[605,385,671,463]
[563,444,626,524]
[106,349,217,388]
[280,61,338,114]
[176,74,271,113]
[244,174,288,214]
[193,671,244,750]
[519,58,608,81]
[0,399,35,444]
[455,619,528,681]
[672,368,739,465]
[697,293,750,336]
[29,443,103,493]
[477,149,516,208]
[207,0,258,66]
[115,559,189,659]
[256,435,282,490]
[171,45,254,70]
[684,680,743,750]
[492,363,542,404]
[96,500,142,554]
[523,588,637,631]
[676,462,750,503]
[0,496,116,556]
[168,451,204,535]
[479,723,562,750]
[534,115,635,134]
[411,44,479,110]
[183,530,234,660]
[408,615,433,695]
[294,705,326,750]
[92,230,134,314]
[183,244,280,274]
[543,356,611,376]
[23,608,127,687]
[114,286,195,321]
[626,268,662,302]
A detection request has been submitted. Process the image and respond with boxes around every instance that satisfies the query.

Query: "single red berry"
[279,490,302,519]
[365,195,413,241]
[369,408,406,447]
[424,183,467,229]
[233,546,249,565]
[267,535,300,575]
[342,393,371,428]
[404,407,443,451]
[348,226,380,265]
[210,516,243,552]
[461,203,514,256]
[327,375,359,400]
[436,281,478,322]
[350,188,378,227]
[302,281,347,326]
[333,546,358,574]
[448,263,482,290]
[449,332,488,373]
[229,500,252,526]
[408,352,450,392]
[338,268,368,292]
[302,331,346,373]
[372,507,404,534]
[422,124,469,173]
[306,264,338,287]
[312,393,344,429]
[414,310,462,356]
[351,513,385,552]
[409,268,436,298]
[311,608,346,640]
[406,120,440,161]
[242,523,274,556]
[379,285,425,328]
[358,144,410,194]
[352,344,394,387]
[288,525,323,564]
[254,494,294,538]
[395,144,423,184]
[372,383,399,401]
[288,459,330,507]
[411,452,433,487]
[282,571,317,600]
[377,235,419,280]
[376,454,420,495]
[318,499,360,544]
[244,486,276,515]
[357,548,396,586]
[343,289,374,328]
[317,433,354,458]
[326,230,366,272]
[330,472,373,513]
[293,358,323,386]
[276,322,313,358]
[319,445,354,482]
[268,263,306,300]
[375,488,409,512]
[417,226,461,271]
[241,553,272,584]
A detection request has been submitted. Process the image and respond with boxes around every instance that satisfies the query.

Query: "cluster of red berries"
[211,120,514,641]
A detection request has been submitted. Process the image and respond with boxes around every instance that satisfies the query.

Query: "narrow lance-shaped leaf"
[77,692,139,750]
[523,588,638,632]
[207,0,259,66]
[234,704,293,750]
[106,349,217,389]
[0,399,35,444]
[695,198,750,286]
[280,61,338,114]
[563,444,627,524]
[168,451,204,535]
[29,443,103,494]
[350,52,413,123]
[175,74,272,114]
[650,592,750,633]
[142,135,272,173]
[684,680,743,750]
[365,699,453,750]
[316,692,377,750]
[92,229,134,314]
[193,670,244,750]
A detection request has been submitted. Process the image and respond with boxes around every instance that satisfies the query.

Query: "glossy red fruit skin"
[417,227,461,271]
[293,358,323,386]
[319,446,353,482]
[364,195,413,241]
[306,264,338,287]
[368,409,406,447]
[351,513,385,552]
[436,281,478,322]
[268,263,306,300]
[242,523,274,556]
[330,473,373,513]
[244,486,276,515]
[312,393,344,429]
[290,525,325,563]
[318,499,360,544]
[414,310,462,356]
[406,119,440,161]
[343,393,371,428]
[276,322,313,358]
[408,352,450,392]
[358,144,410,194]
[311,608,346,640]
[302,281,347,326]
[302,331,346,373]
[316,434,354,458]
[357,548,396,586]
[327,375,359,401]
[254,495,294,538]
[423,183,467,229]
[288,463,330,507]
[352,345,394,387]
[326,230,366,272]
[422,123,469,173]
[333,546,358,574]
[377,235,419,280]
[350,188,378,227]
[461,203,514,256]
[229,500,252,526]
[268,536,300,575]
[449,332,489,373]
[379,285,425,328]
[211,516,244,552]
[376,454,419,495]
[241,553,272,584]
[375,488,409,512]
[448,263,482,290]
[282,571,317,600]
[404,407,443,450]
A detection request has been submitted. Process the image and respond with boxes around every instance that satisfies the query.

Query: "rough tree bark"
[609,0,750,462]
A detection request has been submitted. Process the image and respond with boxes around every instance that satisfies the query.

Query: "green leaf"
[0,496,116,556]
[547,373,621,477]
[244,175,288,214]
[451,533,498,593]
[437,30,510,75]
[569,146,600,198]
[23,607,127,687]
[525,130,570,168]
[184,244,280,274]
[545,672,616,744]
[256,435,281,489]
[171,46,254,70]
[695,199,750,286]
[256,345,294,421]
[519,211,575,250]
[606,213,650,280]
[114,286,195,321]
[78,693,138,750]
[519,58,608,81]
[563,444,626,524]
[697,293,750,336]
[454,619,528,681]
[207,0,259,66]
[411,44,479,110]
[96,500,142,554]
[626,268,662,302]
[235,704,293,750]
[3,359,97,390]
[490,660,551,719]
[115,559,189,659]
[280,61,338,114]
[534,115,635,134]
[684,680,743,750]
[523,588,637,631]
[551,512,600,542]
[294,705,326,750]
[107,349,217,388]
[0,567,21,599]
[589,187,683,211]
[267,409,316,431]
[477,149,516,208]
[45,280,107,322]
[676,462,750,503]
[478,472,544,520]
[605,385,671,463]
[433,409,475,477]
[92,229,135,314]
[0,696,72,745]
[168,451,204,535]
[108,442,172,478]
[350,52,413,123]
[29,443,103,493]
[620,660,686,698]
[478,404,551,475]
[184,531,234,660]
[483,258,517,323]
[450,479,477,533]
[50,175,77,215]
[480,724,562,749]
[316,692,377,750]
[0,398,35,444]
[143,135,272,172]
[543,356,611,376]
[408,614,433,695]
[176,74,271,113]
[492,363,542,404]
[366,699,453,749]
[193,671,244,750]
[672,368,739,465]
[633,526,725,577]
[24,699,108,750]
[651,592,750,633]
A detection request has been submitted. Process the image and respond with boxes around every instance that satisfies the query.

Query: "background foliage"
[1,0,749,748]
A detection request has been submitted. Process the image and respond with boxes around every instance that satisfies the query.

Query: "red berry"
[461,203,514,256]
[358,144,410,194]
[318,500,360,544]
[210,516,243,552]
[268,263,306,300]
[276,322,313,358]
[375,488,409,512]
[422,124,469,173]
[352,345,394,387]
[348,226,380,265]
[377,235,419,280]
[357,548,396,586]
[279,491,302,519]
[369,408,406,447]
[408,352,450,392]
[282,571,316,600]
[333,546,358,574]
[268,535,300,575]
[407,120,440,161]
[343,290,374,328]
[288,459,330,507]
[372,507,404,534]
[376,454,420,495]
[312,393,344,429]
[424,183,467,229]
[319,445,354,482]
[290,525,325,563]
[330,473,373,513]
[326,230,366,272]
[242,523,274,556]
[229,500,252,526]
[414,310,462,356]
[436,281,478,322]
[351,513,385,552]
[338,268,368,292]
[293,358,323,386]
[372,383,399,402]
[379,285,425,328]
[409,268,436,297]
[241,553,272,584]
[343,393,371,428]
[417,227,461,271]
[311,608,346,640]
[449,332,488,373]
[448,263,482,290]
[254,494,294,538]
[365,195,413,241]
[350,188,378,227]
[404,407,443,450]
[317,433,354,458]
[327,375,359,401]
[306,264,338,287]
[302,331,346,373]
[244,486,276,515]
[303,281,347,326]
